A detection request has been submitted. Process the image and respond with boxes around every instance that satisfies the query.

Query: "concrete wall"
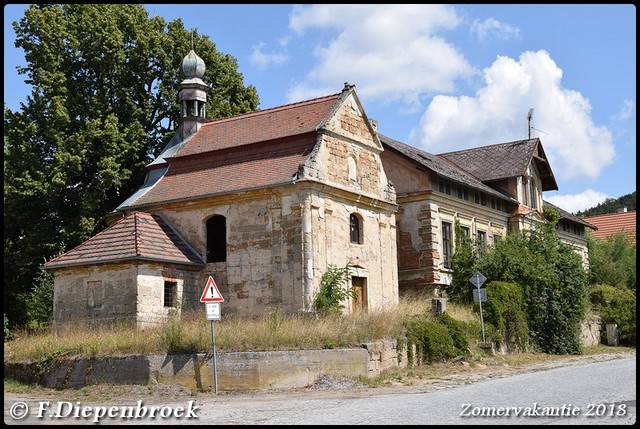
[5,341,410,391]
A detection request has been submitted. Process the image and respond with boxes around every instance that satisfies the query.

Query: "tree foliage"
[587,232,636,290]
[576,191,635,217]
[588,284,636,346]
[448,206,588,354]
[4,4,259,326]
[314,264,355,315]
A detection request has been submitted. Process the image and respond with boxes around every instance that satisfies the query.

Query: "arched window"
[206,215,226,262]
[350,213,362,244]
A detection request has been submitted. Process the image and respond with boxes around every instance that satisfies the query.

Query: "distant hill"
[576,191,636,217]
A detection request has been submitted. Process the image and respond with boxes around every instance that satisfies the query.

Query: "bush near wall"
[588,284,636,346]
[481,281,529,352]
[404,313,471,363]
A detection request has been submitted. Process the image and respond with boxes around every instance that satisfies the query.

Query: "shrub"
[588,284,636,345]
[405,312,470,363]
[25,270,54,329]
[314,263,355,315]
[481,281,528,351]
[4,313,12,342]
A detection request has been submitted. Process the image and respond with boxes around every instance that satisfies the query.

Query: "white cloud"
[250,42,289,70]
[545,189,611,214]
[409,50,616,183]
[470,17,520,43]
[286,4,473,107]
[612,99,635,121]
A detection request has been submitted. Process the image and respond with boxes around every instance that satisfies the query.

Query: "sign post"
[200,275,224,394]
[469,271,487,342]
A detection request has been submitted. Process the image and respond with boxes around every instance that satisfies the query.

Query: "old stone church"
[44,49,595,328]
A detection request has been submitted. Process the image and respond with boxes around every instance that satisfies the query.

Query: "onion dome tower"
[178,33,209,139]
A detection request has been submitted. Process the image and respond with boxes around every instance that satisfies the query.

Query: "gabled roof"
[584,210,636,245]
[438,138,558,191]
[118,92,347,210]
[43,212,204,270]
[379,134,518,203]
[543,200,597,230]
[174,92,343,158]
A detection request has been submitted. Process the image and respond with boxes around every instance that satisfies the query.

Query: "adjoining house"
[584,208,636,247]
[379,136,596,296]
[43,48,594,328]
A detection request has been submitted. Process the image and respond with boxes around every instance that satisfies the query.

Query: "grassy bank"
[7,297,478,362]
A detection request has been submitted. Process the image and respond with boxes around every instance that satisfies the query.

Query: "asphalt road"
[4,352,636,425]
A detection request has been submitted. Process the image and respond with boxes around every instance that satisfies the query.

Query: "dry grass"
[5,297,442,363]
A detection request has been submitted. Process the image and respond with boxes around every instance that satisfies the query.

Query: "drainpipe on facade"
[302,192,314,311]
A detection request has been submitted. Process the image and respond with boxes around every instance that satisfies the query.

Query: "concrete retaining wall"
[5,340,407,391]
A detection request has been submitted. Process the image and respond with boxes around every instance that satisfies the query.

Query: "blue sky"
[4,4,636,213]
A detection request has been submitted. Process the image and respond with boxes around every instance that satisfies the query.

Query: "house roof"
[379,134,518,203]
[43,212,205,269]
[118,92,345,210]
[125,136,316,209]
[584,210,636,245]
[174,92,342,158]
[543,200,597,230]
[438,138,558,191]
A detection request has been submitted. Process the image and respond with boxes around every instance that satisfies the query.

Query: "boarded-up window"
[86,281,103,308]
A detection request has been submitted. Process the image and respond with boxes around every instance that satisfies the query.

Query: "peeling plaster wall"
[157,190,306,316]
[52,263,202,330]
[53,264,138,328]
[307,193,398,311]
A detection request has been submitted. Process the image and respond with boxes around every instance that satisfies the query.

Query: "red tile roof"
[176,93,342,157]
[121,93,344,209]
[584,210,636,245]
[43,212,204,269]
[129,135,316,208]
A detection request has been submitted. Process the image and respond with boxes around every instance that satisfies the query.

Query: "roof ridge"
[200,92,342,128]
[134,211,142,257]
[584,210,636,218]
[437,138,537,157]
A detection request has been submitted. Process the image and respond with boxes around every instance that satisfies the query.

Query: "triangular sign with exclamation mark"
[200,275,224,302]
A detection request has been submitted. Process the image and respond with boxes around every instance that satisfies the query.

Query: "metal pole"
[210,320,218,394]
[478,290,486,343]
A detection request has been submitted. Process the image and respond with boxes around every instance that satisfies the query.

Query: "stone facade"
[47,88,399,327]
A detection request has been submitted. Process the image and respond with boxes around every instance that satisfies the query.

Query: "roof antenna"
[527,107,549,139]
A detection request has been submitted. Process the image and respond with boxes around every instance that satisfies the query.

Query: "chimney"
[369,118,378,133]
[618,207,628,213]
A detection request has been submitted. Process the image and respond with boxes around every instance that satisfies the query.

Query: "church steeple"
[178,32,209,139]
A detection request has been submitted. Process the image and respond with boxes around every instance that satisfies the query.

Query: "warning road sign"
[200,275,224,302]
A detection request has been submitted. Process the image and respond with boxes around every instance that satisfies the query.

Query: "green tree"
[587,232,636,290]
[457,206,588,354]
[576,191,636,217]
[4,4,259,326]
[447,220,479,303]
[588,284,636,345]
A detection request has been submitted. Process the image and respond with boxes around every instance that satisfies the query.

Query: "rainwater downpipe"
[302,192,313,311]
